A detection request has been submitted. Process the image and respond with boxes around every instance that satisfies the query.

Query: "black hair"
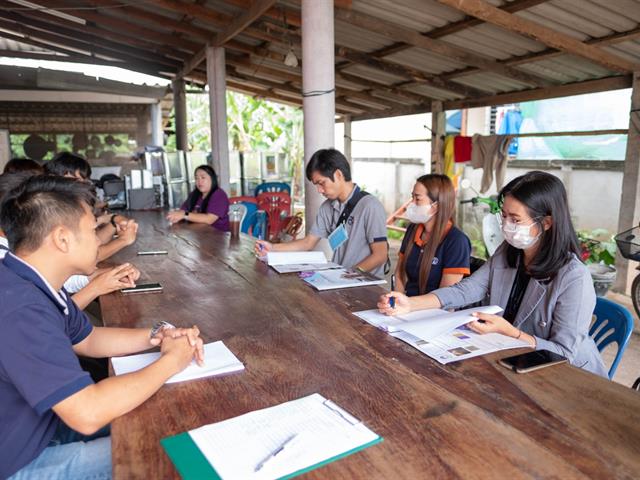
[498,171,580,279]
[305,148,351,182]
[0,172,34,206]
[3,158,44,175]
[44,152,92,180]
[187,165,219,213]
[0,175,96,252]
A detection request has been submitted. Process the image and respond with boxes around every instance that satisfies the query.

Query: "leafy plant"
[577,229,616,266]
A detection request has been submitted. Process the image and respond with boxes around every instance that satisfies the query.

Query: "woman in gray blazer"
[379,171,607,377]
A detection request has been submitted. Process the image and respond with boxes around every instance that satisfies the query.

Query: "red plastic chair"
[256,192,291,240]
[229,195,257,205]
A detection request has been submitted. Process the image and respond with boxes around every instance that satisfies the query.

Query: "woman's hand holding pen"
[377,291,411,316]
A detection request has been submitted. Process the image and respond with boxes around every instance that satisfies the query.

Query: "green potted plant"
[578,229,617,296]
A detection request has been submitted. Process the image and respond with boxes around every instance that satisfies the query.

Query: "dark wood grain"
[100,211,640,479]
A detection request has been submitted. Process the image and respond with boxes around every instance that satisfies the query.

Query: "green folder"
[161,431,383,480]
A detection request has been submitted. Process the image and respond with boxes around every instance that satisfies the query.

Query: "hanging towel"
[453,136,472,163]
[470,134,512,193]
[444,135,455,178]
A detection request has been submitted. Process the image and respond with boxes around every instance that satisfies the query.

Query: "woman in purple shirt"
[167,165,230,232]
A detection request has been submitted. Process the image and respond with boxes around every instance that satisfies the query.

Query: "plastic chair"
[254,181,291,196]
[590,297,634,379]
[257,192,291,240]
[229,196,258,234]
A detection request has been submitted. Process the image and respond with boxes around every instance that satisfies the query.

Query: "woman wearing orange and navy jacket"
[395,174,472,297]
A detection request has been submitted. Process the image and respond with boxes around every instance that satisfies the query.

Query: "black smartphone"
[121,283,163,294]
[499,350,568,373]
[137,250,169,256]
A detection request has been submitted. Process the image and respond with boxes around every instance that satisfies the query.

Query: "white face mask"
[501,219,541,250]
[405,202,437,224]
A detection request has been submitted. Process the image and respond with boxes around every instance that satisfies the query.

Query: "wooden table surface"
[100,211,640,479]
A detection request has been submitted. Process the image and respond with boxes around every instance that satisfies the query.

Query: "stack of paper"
[353,306,529,364]
[111,341,244,383]
[264,251,341,274]
[161,393,382,479]
[302,268,386,291]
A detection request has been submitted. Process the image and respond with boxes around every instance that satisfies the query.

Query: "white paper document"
[391,327,529,364]
[266,251,327,265]
[302,268,387,291]
[111,341,244,384]
[398,305,503,341]
[188,393,380,480]
[352,309,444,333]
[271,262,342,274]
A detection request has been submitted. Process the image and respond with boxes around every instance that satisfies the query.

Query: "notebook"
[302,268,386,291]
[161,393,382,480]
[111,341,244,384]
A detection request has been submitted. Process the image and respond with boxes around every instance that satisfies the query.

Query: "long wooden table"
[100,211,640,479]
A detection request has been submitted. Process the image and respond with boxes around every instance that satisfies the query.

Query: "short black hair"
[0,172,34,206]
[186,165,219,213]
[305,148,351,182]
[44,152,92,180]
[499,171,580,279]
[3,158,44,175]
[0,175,96,252]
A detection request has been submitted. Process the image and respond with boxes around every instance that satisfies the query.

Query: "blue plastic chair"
[239,201,258,234]
[254,181,291,196]
[589,297,634,379]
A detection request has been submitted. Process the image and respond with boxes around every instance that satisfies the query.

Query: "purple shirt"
[181,188,230,232]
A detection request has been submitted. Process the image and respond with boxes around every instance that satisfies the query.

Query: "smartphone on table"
[121,283,163,294]
[499,350,568,373]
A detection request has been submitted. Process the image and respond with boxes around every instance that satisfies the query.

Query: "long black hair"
[498,171,580,280]
[187,164,219,213]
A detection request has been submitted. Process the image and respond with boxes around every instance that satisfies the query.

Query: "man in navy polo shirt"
[0,176,204,479]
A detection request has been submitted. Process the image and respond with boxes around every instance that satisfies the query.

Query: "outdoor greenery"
[578,229,616,266]
[167,90,304,202]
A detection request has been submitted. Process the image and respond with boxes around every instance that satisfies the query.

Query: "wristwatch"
[150,320,176,339]
[184,211,190,220]
[110,214,118,228]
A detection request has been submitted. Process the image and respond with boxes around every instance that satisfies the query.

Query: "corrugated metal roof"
[0,0,637,117]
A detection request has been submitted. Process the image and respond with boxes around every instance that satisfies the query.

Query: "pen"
[390,274,396,308]
[255,434,299,472]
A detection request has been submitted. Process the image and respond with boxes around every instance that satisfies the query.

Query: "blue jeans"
[9,422,112,480]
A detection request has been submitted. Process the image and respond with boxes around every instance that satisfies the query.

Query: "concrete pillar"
[206,45,230,193]
[150,102,163,147]
[430,101,445,174]
[172,78,188,151]
[302,0,335,232]
[614,72,640,294]
[135,109,151,149]
[344,115,352,165]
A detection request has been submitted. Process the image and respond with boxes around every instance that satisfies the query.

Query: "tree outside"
[168,90,304,203]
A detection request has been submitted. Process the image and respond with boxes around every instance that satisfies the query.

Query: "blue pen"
[390,274,396,308]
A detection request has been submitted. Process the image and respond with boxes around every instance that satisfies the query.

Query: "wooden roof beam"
[0,17,177,73]
[337,0,548,70]
[177,0,276,78]
[435,0,639,73]
[0,5,185,69]
[84,0,216,41]
[445,25,640,81]
[45,0,201,53]
[335,7,553,88]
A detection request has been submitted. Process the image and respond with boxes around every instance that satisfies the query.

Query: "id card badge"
[328,224,349,251]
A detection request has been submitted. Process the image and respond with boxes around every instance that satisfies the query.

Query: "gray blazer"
[432,243,608,377]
